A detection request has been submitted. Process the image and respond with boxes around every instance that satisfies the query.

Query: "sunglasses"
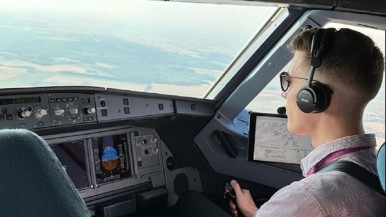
[279,71,308,91]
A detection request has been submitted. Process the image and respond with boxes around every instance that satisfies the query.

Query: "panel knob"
[84,107,96,114]
[35,109,47,119]
[17,110,32,119]
[69,107,79,115]
[54,109,65,116]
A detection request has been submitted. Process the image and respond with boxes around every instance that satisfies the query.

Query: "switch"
[84,107,96,114]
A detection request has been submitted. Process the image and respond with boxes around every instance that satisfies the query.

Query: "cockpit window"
[0,0,277,98]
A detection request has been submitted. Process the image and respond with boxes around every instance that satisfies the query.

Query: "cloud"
[0,66,27,80]
[0,58,113,77]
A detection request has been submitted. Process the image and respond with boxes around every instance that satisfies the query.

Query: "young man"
[170,27,385,217]
[230,27,385,217]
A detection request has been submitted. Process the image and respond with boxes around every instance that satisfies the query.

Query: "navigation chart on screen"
[251,114,312,164]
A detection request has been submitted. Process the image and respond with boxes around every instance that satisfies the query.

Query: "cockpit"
[0,0,384,216]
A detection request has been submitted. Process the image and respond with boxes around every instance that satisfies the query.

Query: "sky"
[0,0,277,98]
[0,0,383,98]
[0,0,277,65]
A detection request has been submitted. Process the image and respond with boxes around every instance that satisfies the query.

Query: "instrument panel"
[0,93,96,129]
[0,89,214,216]
[44,126,167,215]
[0,91,213,129]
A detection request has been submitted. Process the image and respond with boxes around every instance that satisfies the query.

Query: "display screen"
[0,97,41,105]
[248,112,312,164]
[91,134,131,184]
[50,140,90,189]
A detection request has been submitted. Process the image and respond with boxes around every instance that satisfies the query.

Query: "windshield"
[0,0,277,98]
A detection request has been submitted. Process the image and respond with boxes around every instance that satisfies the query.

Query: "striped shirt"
[255,134,385,217]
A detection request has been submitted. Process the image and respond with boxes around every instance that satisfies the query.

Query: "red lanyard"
[306,146,372,176]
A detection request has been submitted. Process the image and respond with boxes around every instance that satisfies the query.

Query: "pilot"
[229,27,385,217]
[170,27,385,217]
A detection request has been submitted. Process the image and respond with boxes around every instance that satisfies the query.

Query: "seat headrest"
[377,142,385,192]
[0,129,90,217]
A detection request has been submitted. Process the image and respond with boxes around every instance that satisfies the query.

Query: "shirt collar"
[300,134,376,177]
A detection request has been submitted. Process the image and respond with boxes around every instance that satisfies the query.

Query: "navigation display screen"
[50,140,90,190]
[91,134,131,184]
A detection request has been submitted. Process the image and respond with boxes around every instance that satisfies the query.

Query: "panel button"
[124,107,130,114]
[123,98,129,105]
[100,100,106,107]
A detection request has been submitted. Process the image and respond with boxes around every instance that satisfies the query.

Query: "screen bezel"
[91,133,133,185]
[49,139,91,190]
[248,112,287,162]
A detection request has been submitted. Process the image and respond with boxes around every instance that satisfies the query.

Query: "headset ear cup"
[296,82,332,113]
[297,87,316,113]
[311,81,332,113]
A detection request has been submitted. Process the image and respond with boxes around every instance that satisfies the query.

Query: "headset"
[296,28,336,113]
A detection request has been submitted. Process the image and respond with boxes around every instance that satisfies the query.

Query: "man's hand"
[228,180,258,217]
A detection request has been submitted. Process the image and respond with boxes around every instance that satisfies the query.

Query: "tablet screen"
[248,112,312,164]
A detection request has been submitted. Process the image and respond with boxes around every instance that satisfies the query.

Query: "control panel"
[134,132,160,168]
[0,94,51,129]
[0,91,214,130]
[48,93,96,126]
[95,94,174,121]
[0,93,96,129]
[0,92,178,129]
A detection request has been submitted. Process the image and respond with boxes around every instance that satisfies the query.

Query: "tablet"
[248,112,312,164]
